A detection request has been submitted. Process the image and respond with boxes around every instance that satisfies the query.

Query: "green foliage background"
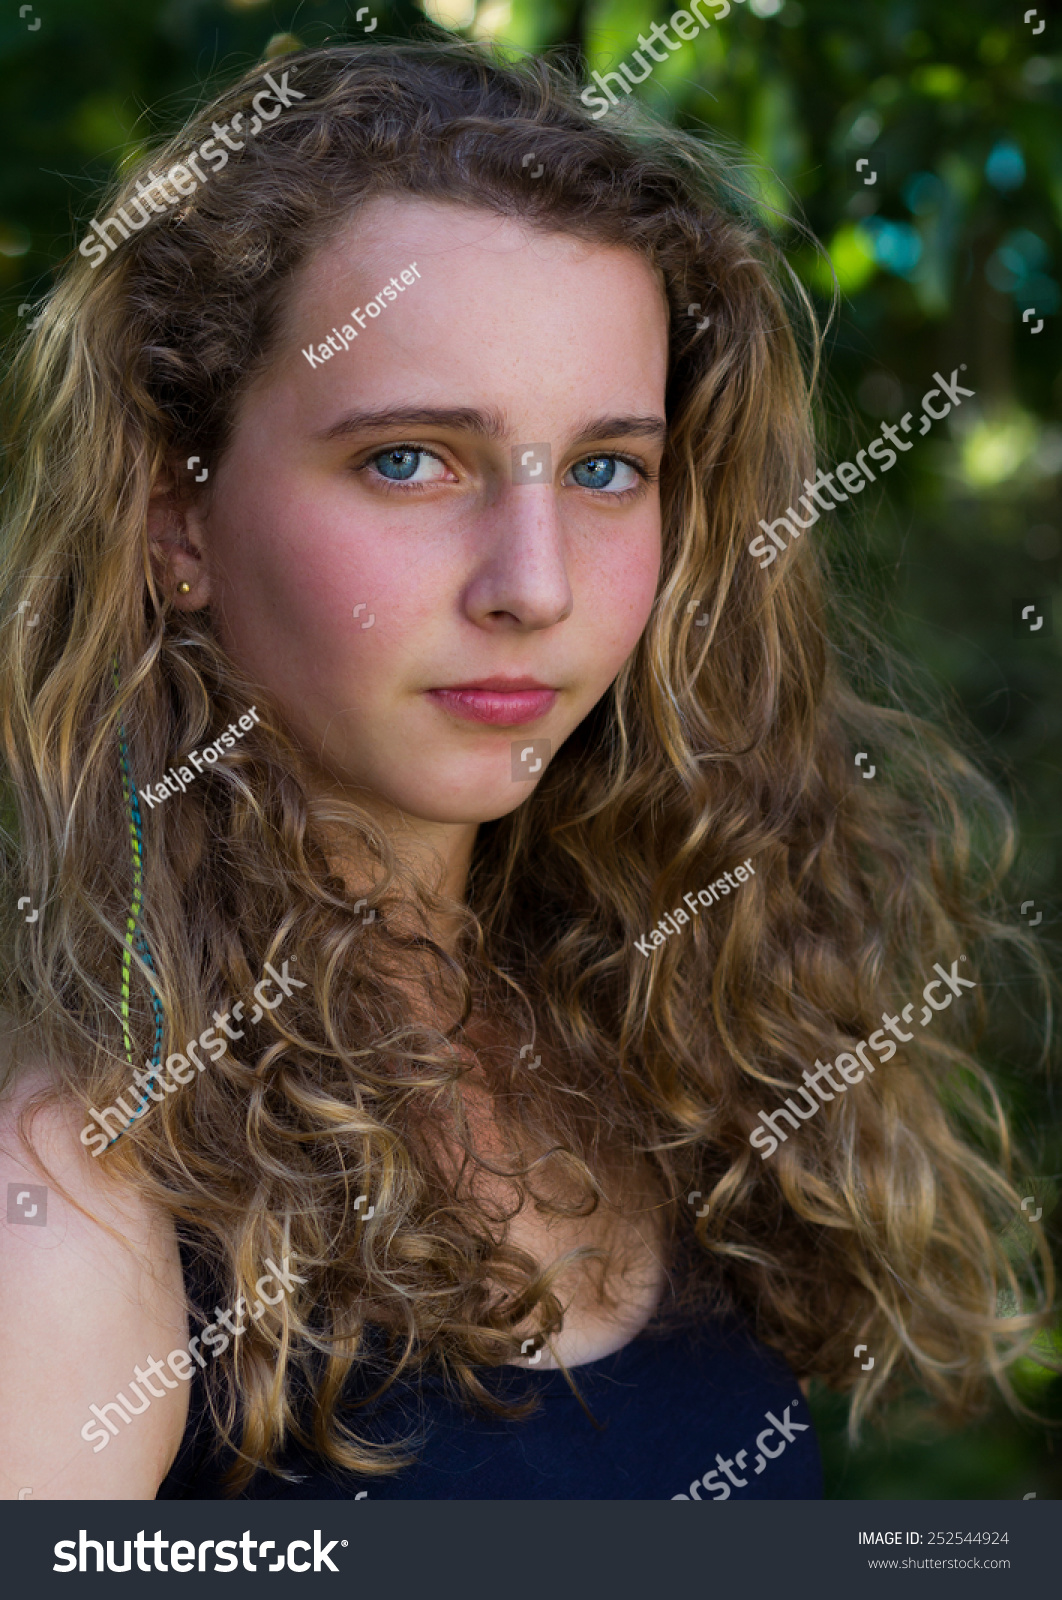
[1,0,1059,1500]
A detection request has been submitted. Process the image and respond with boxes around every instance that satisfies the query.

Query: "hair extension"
[110,652,164,1136]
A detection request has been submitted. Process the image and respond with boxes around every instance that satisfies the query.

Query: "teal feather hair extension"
[110,654,164,1142]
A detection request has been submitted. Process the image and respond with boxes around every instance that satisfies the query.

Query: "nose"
[463,481,574,630]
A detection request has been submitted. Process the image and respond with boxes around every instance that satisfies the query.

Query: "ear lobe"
[146,478,210,607]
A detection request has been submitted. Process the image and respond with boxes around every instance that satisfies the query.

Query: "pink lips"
[427,679,557,726]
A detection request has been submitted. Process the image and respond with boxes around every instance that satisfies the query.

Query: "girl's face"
[180,197,668,858]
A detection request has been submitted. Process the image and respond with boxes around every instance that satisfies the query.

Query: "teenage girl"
[0,40,1051,1500]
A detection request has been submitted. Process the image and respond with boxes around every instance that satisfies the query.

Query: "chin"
[403,790,536,826]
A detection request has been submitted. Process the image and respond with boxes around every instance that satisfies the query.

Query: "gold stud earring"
[177,581,191,594]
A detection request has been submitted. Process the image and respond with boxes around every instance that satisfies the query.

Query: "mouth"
[426,679,558,726]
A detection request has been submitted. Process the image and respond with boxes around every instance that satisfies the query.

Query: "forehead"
[242,196,670,444]
[297,193,666,294]
[282,197,669,365]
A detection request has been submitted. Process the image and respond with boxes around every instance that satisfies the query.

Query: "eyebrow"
[313,406,668,448]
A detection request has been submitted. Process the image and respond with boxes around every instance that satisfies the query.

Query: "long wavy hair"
[0,38,1055,1492]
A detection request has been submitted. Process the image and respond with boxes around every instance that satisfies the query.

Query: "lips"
[426,680,558,726]
[438,677,553,692]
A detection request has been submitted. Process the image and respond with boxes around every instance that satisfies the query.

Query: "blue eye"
[366,446,449,485]
[374,448,420,481]
[572,456,616,489]
[568,456,640,492]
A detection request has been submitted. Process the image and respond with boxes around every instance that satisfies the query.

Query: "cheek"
[208,483,402,665]
[579,523,662,669]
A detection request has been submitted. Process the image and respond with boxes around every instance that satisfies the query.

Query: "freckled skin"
[168,198,668,896]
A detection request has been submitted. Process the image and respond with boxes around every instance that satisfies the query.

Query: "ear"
[146,470,211,611]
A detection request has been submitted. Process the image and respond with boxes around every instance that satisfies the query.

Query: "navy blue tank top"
[157,1245,822,1501]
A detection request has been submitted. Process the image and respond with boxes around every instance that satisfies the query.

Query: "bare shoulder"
[0,1024,190,1499]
